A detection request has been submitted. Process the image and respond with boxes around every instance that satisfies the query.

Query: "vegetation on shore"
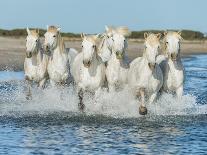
[0,28,205,40]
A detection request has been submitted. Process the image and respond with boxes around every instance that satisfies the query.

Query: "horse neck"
[32,42,43,65]
[142,51,149,63]
[53,34,65,56]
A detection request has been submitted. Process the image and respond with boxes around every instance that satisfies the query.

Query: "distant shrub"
[0,28,204,40]
[0,28,80,38]
[130,30,205,40]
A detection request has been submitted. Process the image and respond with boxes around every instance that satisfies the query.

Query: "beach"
[0,36,207,71]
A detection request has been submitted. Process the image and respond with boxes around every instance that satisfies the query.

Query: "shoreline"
[0,37,207,71]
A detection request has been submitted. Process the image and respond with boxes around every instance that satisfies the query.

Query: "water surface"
[0,55,207,154]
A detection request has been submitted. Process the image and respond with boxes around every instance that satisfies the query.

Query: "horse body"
[159,31,184,98]
[44,26,74,85]
[105,52,128,91]
[72,34,105,110]
[72,52,105,91]
[47,47,69,84]
[128,33,163,115]
[24,50,48,85]
[99,26,131,91]
[24,28,48,99]
[128,57,163,95]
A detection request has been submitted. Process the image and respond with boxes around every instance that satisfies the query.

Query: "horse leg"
[138,88,147,115]
[148,92,158,105]
[26,80,32,100]
[108,84,115,92]
[176,85,183,99]
[78,89,85,112]
[50,80,56,87]
[38,78,46,89]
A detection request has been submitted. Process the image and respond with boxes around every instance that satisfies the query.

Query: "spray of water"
[0,79,206,118]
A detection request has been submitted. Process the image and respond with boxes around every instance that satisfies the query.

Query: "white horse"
[128,33,163,115]
[72,34,106,111]
[158,31,184,98]
[99,26,131,91]
[44,25,78,86]
[24,28,49,99]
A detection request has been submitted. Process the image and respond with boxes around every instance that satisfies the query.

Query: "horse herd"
[24,25,184,115]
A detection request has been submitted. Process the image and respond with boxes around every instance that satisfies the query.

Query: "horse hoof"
[78,103,85,112]
[139,106,148,115]
[26,95,32,100]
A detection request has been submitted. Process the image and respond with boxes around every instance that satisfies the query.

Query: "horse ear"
[177,30,182,36]
[144,32,148,39]
[164,31,168,36]
[26,27,30,35]
[156,33,162,39]
[36,29,39,34]
[105,25,109,32]
[96,33,101,38]
[57,27,61,32]
[81,33,85,39]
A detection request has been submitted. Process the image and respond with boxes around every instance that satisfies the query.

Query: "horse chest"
[24,59,46,82]
[80,65,104,90]
[137,66,162,92]
[165,61,184,90]
[106,59,127,84]
[48,55,69,81]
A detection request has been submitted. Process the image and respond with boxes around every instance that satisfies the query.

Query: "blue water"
[0,55,207,154]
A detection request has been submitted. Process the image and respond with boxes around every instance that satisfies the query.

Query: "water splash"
[0,80,205,118]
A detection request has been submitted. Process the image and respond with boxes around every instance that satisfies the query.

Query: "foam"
[0,81,205,118]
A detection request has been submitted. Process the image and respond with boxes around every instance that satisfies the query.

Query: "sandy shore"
[0,37,207,71]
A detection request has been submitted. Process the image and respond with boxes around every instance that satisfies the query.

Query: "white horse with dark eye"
[72,34,106,111]
[24,28,49,99]
[158,31,184,98]
[44,25,78,86]
[128,33,163,115]
[99,26,131,91]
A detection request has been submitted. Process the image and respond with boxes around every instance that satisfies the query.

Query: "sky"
[0,0,206,33]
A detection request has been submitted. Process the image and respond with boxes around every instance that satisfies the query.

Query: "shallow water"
[0,55,207,154]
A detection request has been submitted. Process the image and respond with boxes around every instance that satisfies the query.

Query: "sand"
[0,37,207,71]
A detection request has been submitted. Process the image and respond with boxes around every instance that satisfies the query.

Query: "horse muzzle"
[26,52,32,58]
[44,44,50,52]
[170,53,178,61]
[83,61,91,68]
[116,52,123,59]
[148,63,156,71]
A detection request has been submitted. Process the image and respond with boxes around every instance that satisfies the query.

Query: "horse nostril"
[148,63,156,70]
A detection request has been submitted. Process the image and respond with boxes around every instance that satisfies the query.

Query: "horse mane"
[57,33,65,53]
[48,26,58,33]
[48,25,65,53]
[30,30,39,37]
[107,26,131,37]
[161,31,182,55]
[97,33,107,53]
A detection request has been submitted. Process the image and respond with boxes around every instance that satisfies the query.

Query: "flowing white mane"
[48,25,65,53]
[106,26,131,37]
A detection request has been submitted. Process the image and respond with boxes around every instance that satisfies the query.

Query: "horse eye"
[53,35,56,37]
[81,45,83,48]
[124,39,126,42]
[166,42,168,44]
[36,40,38,42]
